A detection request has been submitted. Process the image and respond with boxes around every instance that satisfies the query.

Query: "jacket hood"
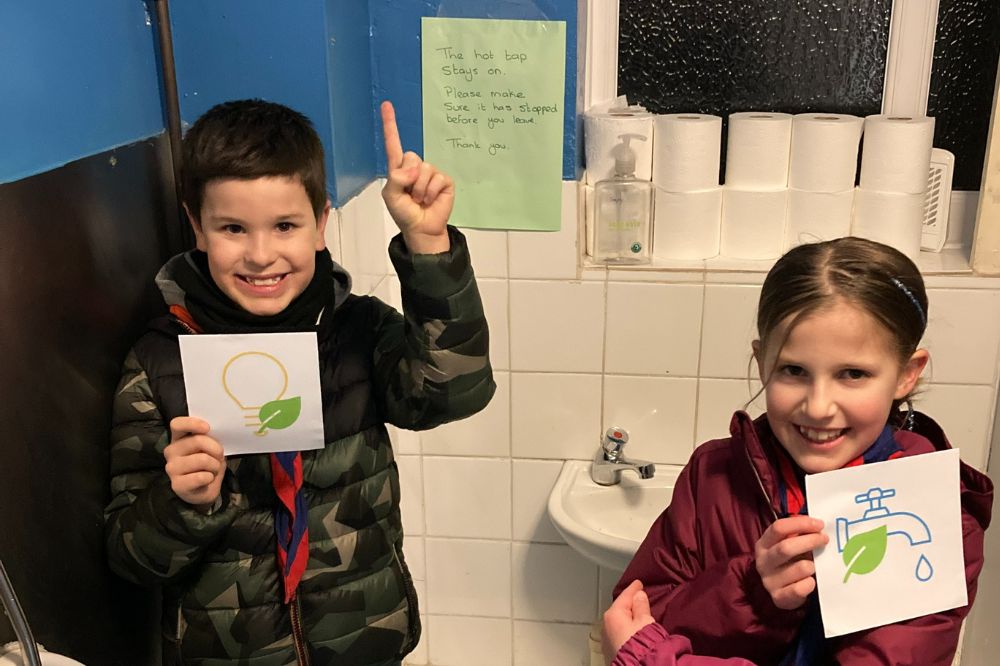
[154,249,353,317]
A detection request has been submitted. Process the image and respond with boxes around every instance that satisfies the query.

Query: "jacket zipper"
[290,593,311,666]
[392,543,421,654]
[744,443,779,523]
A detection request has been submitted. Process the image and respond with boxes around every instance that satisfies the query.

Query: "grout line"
[692,280,709,452]
[504,227,516,656]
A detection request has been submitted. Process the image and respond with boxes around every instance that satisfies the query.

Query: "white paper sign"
[806,449,966,637]
[179,333,325,455]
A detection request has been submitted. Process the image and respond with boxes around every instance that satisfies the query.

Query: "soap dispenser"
[592,133,653,264]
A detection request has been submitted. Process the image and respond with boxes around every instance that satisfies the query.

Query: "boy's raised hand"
[165,416,226,510]
[380,100,453,254]
[754,515,829,610]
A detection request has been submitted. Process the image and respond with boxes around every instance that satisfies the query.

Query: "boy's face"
[754,299,928,474]
[189,176,329,317]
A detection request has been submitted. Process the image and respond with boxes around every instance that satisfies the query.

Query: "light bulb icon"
[222,351,301,436]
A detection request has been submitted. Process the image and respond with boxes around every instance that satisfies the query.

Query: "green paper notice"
[421,17,565,231]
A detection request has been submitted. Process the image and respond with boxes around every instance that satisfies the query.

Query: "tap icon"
[835,487,932,553]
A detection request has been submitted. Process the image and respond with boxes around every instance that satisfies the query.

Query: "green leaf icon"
[842,525,888,582]
[257,396,302,434]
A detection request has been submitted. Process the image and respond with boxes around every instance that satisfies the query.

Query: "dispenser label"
[806,448,966,637]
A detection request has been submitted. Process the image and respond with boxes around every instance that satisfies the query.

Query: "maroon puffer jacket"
[615,411,993,665]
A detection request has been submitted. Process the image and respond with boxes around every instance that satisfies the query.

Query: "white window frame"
[582,0,999,274]
[971,62,1000,274]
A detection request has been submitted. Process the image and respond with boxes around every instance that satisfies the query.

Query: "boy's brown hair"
[180,99,327,219]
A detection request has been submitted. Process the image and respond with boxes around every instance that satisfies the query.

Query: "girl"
[609,237,993,665]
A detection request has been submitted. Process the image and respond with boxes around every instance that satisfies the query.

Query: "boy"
[105,99,494,665]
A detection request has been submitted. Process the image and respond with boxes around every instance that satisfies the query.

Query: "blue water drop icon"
[915,554,934,582]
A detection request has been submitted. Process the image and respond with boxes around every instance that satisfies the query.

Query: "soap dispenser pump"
[592,133,653,264]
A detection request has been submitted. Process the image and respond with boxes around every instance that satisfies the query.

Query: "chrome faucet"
[591,427,655,485]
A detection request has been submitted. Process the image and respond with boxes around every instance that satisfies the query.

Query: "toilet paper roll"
[652,188,723,260]
[851,188,924,262]
[784,189,855,250]
[584,109,654,185]
[725,112,793,189]
[859,115,936,194]
[720,188,788,260]
[652,114,722,192]
[788,113,863,192]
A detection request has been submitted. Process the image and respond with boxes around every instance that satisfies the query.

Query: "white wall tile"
[606,267,704,283]
[461,228,509,278]
[603,375,698,465]
[696,378,765,445]
[387,424,421,455]
[599,567,627,613]
[381,275,403,310]
[428,616,512,666]
[422,372,510,457]
[510,280,605,372]
[511,373,603,459]
[480,278,510,371]
[513,620,591,666]
[324,208,343,265]
[423,457,512,539]
[918,384,995,471]
[403,535,425,581]
[924,289,1000,385]
[425,538,511,617]
[508,181,580,279]
[580,265,608,281]
[605,282,703,375]
[370,275,393,308]
[512,542,598,622]
[340,180,390,284]
[398,454,424,536]
[512,459,564,543]
[699,284,761,378]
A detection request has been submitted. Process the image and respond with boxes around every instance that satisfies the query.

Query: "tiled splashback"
[330,180,999,666]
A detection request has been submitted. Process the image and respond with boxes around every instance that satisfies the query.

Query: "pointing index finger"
[381,100,404,169]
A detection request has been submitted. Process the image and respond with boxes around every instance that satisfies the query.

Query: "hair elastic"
[890,277,926,328]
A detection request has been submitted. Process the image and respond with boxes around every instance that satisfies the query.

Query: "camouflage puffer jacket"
[105,228,494,665]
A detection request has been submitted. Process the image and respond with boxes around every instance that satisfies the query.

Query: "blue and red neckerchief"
[270,451,309,603]
[774,425,903,518]
[173,304,309,604]
[776,425,902,665]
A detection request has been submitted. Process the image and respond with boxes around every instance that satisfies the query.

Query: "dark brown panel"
[0,134,184,665]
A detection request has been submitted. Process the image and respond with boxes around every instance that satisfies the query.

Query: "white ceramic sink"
[547,460,682,571]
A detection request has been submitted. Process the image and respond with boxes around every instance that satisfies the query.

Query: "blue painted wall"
[1,1,578,192]
[369,0,580,179]
[327,2,378,202]
[0,2,164,184]
[170,1,376,206]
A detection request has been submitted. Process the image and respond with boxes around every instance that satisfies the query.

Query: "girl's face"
[754,299,928,474]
